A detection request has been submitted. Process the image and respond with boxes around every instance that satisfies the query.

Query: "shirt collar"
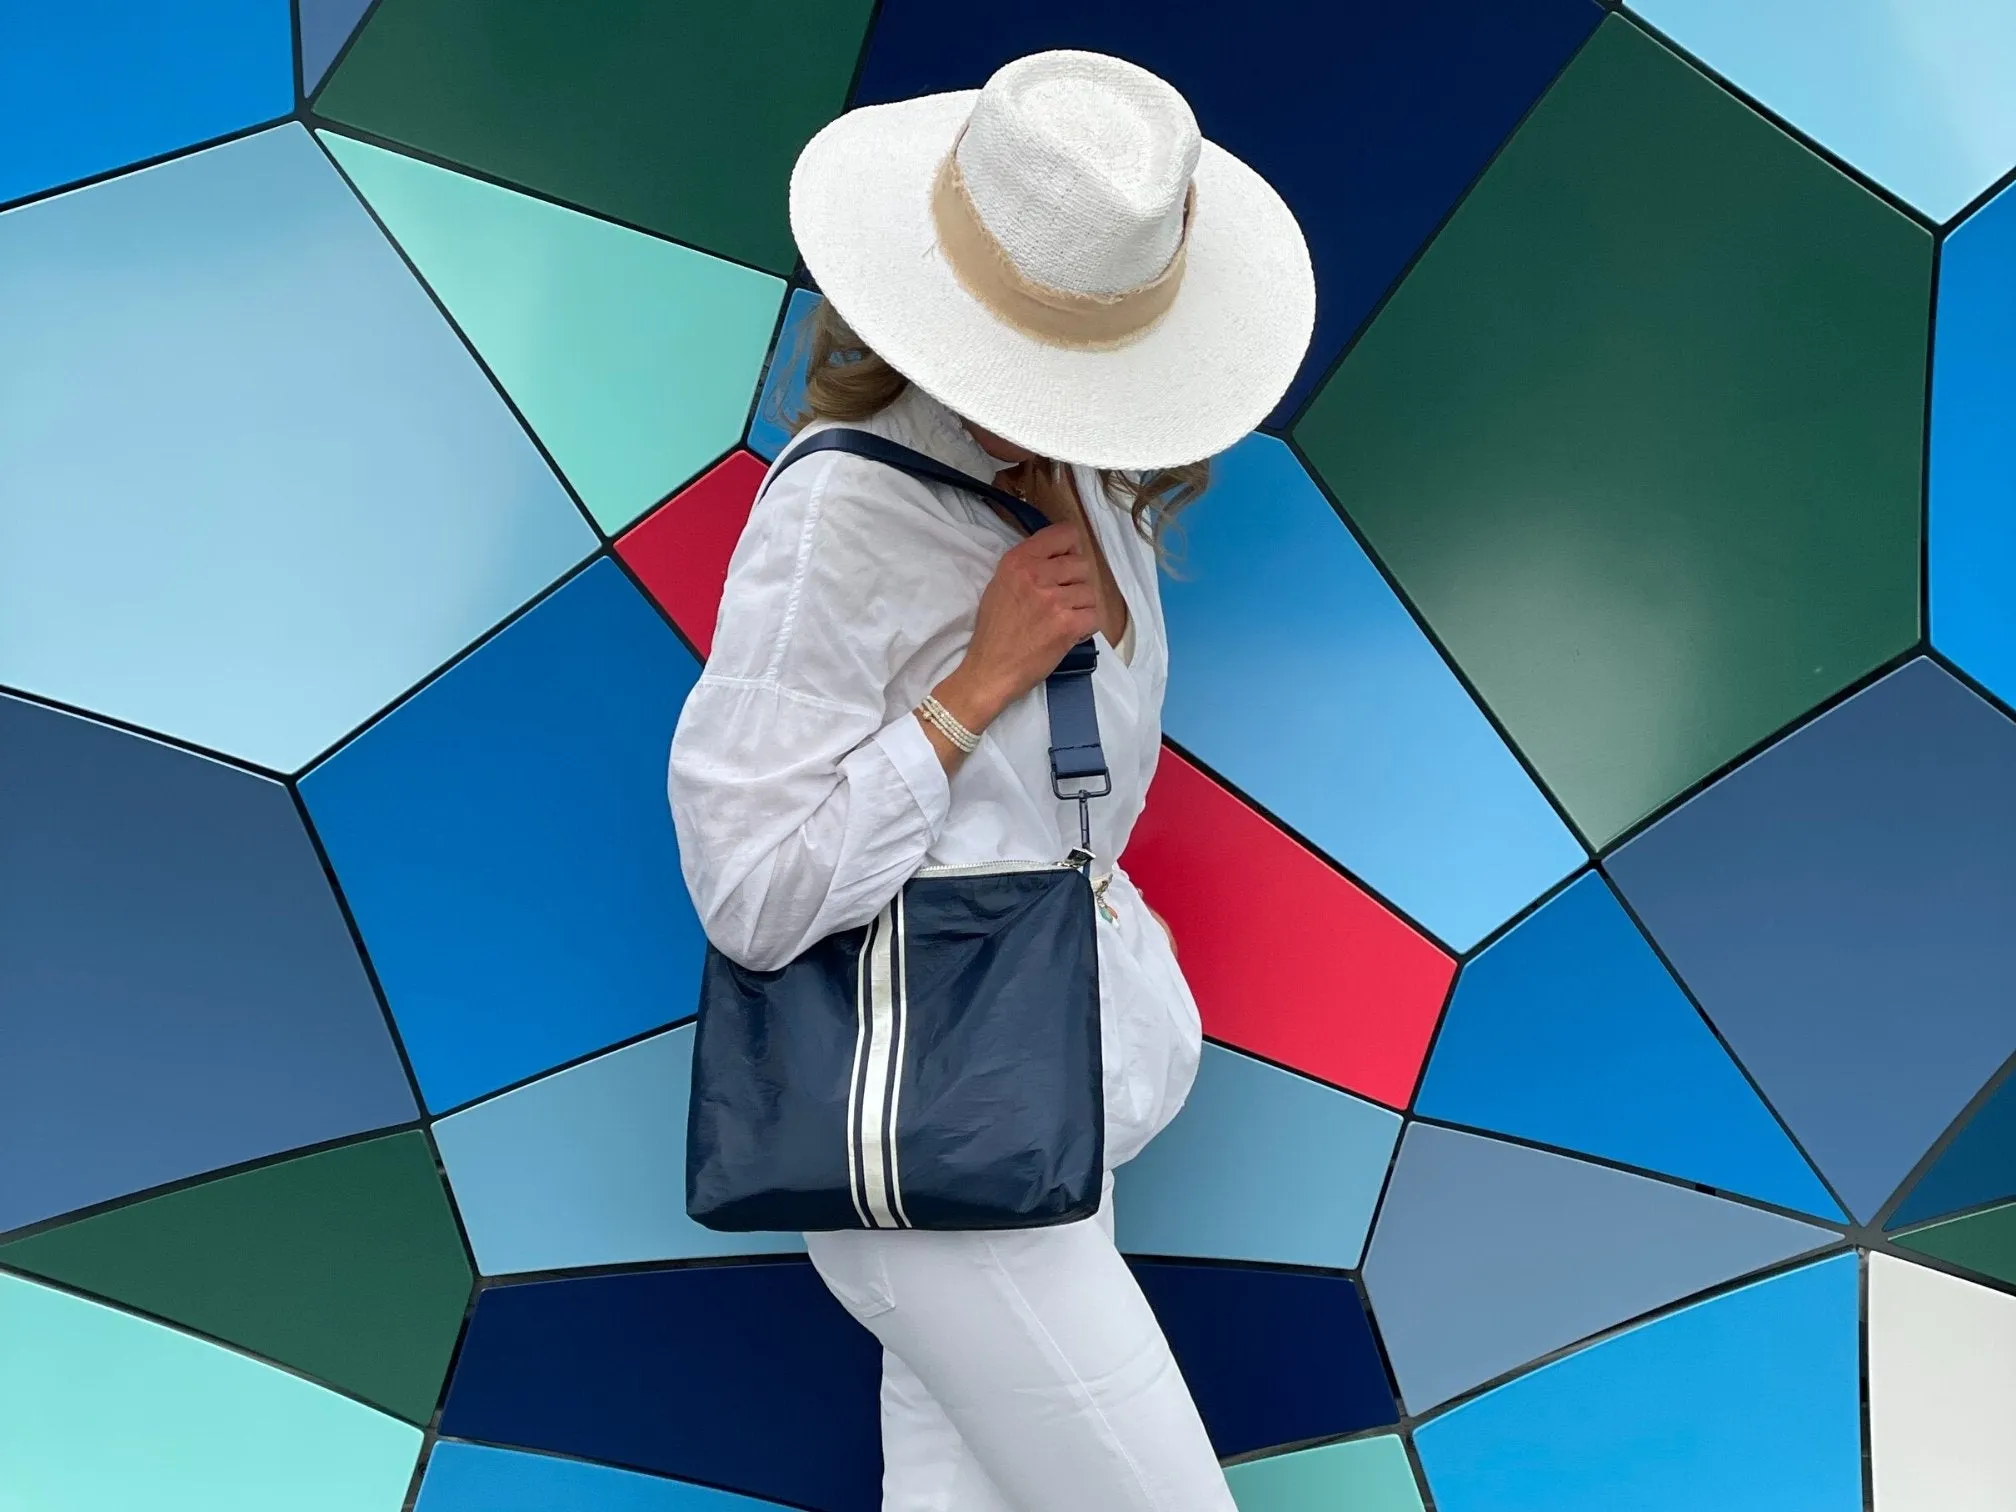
[886,385,1018,481]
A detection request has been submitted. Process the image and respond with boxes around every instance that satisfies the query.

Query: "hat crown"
[954,52,1201,299]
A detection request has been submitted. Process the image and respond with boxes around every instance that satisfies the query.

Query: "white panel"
[1868,1251,2016,1510]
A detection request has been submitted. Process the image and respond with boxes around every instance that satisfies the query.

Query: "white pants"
[804,1176,1236,1512]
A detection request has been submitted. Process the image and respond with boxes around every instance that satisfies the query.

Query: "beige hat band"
[930,147,1195,352]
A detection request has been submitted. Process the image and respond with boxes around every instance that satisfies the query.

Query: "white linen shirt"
[667,386,1202,1167]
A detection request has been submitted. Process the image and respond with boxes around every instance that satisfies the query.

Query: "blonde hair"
[781,299,1208,547]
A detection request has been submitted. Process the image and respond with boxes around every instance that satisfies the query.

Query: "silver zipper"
[915,857,1083,879]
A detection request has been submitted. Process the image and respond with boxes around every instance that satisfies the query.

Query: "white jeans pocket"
[804,1229,898,1320]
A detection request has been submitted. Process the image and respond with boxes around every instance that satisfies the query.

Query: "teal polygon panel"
[1225,1434,1425,1512]
[1930,180,2016,709]
[1417,873,1841,1216]
[1363,1124,1837,1411]
[1630,0,2016,220]
[0,124,592,771]
[434,1025,801,1275]
[1160,434,1583,949]
[301,559,705,1112]
[415,1441,789,1510]
[0,1,292,205]
[1115,1044,1399,1270]
[1414,1255,1863,1512]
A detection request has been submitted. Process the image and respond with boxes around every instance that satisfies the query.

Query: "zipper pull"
[1066,846,1095,871]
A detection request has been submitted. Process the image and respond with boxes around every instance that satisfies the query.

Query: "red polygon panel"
[614,450,767,656]
[1123,747,1454,1108]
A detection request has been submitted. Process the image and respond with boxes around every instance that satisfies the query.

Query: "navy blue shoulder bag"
[686,428,1110,1233]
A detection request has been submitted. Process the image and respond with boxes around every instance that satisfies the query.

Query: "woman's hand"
[917,522,1096,769]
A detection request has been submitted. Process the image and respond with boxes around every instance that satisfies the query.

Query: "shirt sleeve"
[668,453,958,971]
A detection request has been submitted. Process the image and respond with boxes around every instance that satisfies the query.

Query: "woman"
[670,49,1314,1512]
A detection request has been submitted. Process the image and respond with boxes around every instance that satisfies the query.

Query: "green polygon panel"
[1893,1200,2016,1289]
[0,1132,471,1423]
[1294,17,1929,846]
[0,1272,421,1511]
[313,0,876,274]
[1226,1434,1426,1511]
[323,132,784,533]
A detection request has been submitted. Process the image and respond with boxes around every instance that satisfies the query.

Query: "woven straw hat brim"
[790,90,1316,471]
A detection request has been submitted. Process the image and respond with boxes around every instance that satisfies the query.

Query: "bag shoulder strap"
[766,426,1111,808]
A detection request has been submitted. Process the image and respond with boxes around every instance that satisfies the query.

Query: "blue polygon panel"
[0,694,414,1233]
[1931,181,2016,708]
[0,125,593,772]
[415,1441,791,1511]
[1609,659,2016,1221]
[1889,1070,2016,1229]
[1629,0,2016,221]
[853,0,1602,422]
[299,0,375,93]
[1115,1044,1399,1270]
[438,1262,881,1512]
[302,559,704,1112]
[1362,1124,1838,1412]
[1160,436,1583,948]
[0,1,292,205]
[1413,1255,1863,1512]
[1417,873,1840,1216]
[434,1025,801,1275]
[745,288,822,462]
[1129,1262,1397,1460]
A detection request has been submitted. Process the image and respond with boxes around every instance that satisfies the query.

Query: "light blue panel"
[745,288,822,462]
[1931,181,2016,706]
[0,1,292,205]
[1416,873,1842,1217]
[1115,1044,1400,1269]
[301,560,705,1112]
[1630,0,2016,221]
[0,125,593,771]
[434,1025,801,1275]
[1363,1124,1838,1411]
[416,1441,787,1511]
[1414,1255,1863,1512]
[1162,435,1584,948]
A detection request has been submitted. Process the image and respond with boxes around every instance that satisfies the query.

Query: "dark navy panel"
[1362,1124,1837,1411]
[299,0,376,93]
[1609,659,2016,1222]
[0,1,293,205]
[301,559,706,1112]
[1889,1069,2016,1230]
[851,0,1603,424]
[1416,872,1840,1216]
[0,694,415,1232]
[438,1261,881,1512]
[1130,1262,1397,1459]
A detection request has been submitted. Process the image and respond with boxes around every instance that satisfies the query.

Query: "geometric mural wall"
[5,3,2016,1509]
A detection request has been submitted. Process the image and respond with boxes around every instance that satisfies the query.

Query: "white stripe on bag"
[843,913,875,1228]
[886,889,913,1229]
[855,902,902,1229]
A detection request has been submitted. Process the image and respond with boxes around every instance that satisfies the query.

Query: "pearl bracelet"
[917,695,981,754]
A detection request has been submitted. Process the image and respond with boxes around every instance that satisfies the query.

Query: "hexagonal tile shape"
[1295,18,1929,847]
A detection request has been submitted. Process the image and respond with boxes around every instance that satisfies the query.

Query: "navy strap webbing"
[766,427,1111,801]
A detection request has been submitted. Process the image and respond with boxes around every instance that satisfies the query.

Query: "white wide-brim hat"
[790,50,1316,471]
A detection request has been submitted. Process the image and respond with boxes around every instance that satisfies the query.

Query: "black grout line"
[1942,154,2016,234]
[0,1257,429,1424]
[1870,1041,2016,1230]
[291,551,603,778]
[839,0,888,112]
[478,1250,811,1292]
[1887,1191,2016,1238]
[1279,429,1598,856]
[1158,733,1463,959]
[0,1123,418,1250]
[736,288,802,445]
[1399,971,1466,1118]
[1921,642,2016,729]
[1195,1033,1407,1114]
[1918,237,1941,643]
[1858,1251,1875,1512]
[605,536,710,667]
[1404,1428,1443,1511]
[306,118,788,283]
[1596,870,1858,1224]
[1594,642,1924,859]
[1218,1418,1409,1469]
[1449,863,1593,967]
[0,116,292,218]
[288,0,307,107]
[426,1434,831,1512]
[0,681,285,780]
[1280,6,1607,436]
[308,126,611,548]
[305,0,390,107]
[400,1281,486,1510]
[1406,1110,1851,1232]
[427,1013,696,1125]
[1617,9,1936,233]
